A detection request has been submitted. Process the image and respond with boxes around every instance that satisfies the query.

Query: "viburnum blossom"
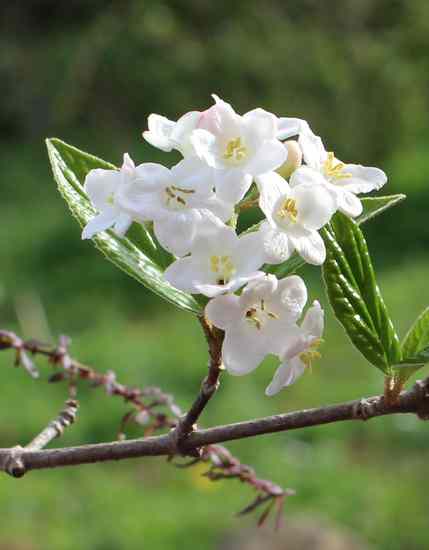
[143,95,287,204]
[81,94,391,397]
[82,153,146,239]
[265,300,324,396]
[205,274,308,374]
[257,170,337,265]
[115,158,233,257]
[164,221,267,297]
[298,127,387,217]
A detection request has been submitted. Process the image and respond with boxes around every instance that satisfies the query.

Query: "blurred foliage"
[1,1,429,549]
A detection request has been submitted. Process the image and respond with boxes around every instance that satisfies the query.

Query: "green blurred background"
[1,1,429,549]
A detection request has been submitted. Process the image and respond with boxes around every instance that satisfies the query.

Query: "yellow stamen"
[323,152,352,181]
[224,137,247,162]
[277,198,298,222]
[210,255,236,285]
[299,338,323,368]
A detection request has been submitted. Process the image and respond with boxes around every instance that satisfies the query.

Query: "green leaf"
[356,194,406,225]
[395,307,429,380]
[402,306,429,360]
[322,213,401,372]
[264,194,406,280]
[46,138,201,315]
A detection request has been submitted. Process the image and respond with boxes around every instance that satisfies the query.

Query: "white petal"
[243,108,278,141]
[256,172,290,223]
[214,169,252,204]
[209,94,241,137]
[170,158,214,196]
[84,169,121,211]
[121,153,136,174]
[195,272,263,298]
[190,221,237,259]
[293,183,336,230]
[133,162,172,192]
[341,164,387,194]
[239,273,277,309]
[170,111,201,155]
[143,114,176,152]
[245,139,288,175]
[81,209,118,240]
[298,129,326,170]
[301,300,324,339]
[277,117,310,140]
[113,212,133,237]
[203,196,234,222]
[289,165,326,188]
[278,275,308,318]
[289,230,326,265]
[337,190,363,218]
[260,224,293,264]
[234,231,267,273]
[189,129,219,168]
[153,212,198,257]
[222,327,268,375]
[164,257,208,293]
[205,295,241,329]
[265,359,305,396]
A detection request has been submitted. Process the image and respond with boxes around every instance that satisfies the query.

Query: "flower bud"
[277,140,303,179]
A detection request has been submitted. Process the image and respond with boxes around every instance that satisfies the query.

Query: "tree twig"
[26,399,79,451]
[0,327,291,524]
[172,317,224,454]
[0,377,427,475]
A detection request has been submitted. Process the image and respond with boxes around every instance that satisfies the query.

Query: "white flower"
[266,300,324,396]
[143,111,201,157]
[190,95,288,203]
[257,170,337,265]
[298,128,387,217]
[82,153,149,240]
[205,274,308,375]
[143,95,288,205]
[164,221,268,297]
[120,158,233,257]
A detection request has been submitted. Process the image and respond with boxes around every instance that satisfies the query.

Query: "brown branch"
[173,317,224,454]
[26,399,79,451]
[0,399,79,477]
[0,327,291,524]
[0,330,181,435]
[0,377,427,477]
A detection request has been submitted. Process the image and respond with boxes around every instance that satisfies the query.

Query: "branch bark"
[172,317,224,454]
[1,377,428,476]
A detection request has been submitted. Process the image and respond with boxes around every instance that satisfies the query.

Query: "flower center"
[323,152,351,182]
[210,255,236,285]
[223,137,247,163]
[164,185,195,210]
[276,197,298,223]
[106,193,115,206]
[299,338,323,368]
[245,299,279,330]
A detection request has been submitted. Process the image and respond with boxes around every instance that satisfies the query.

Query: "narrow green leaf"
[46,138,201,315]
[402,306,429,360]
[322,213,401,372]
[395,307,429,380]
[356,194,406,225]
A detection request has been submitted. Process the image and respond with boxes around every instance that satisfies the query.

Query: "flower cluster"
[82,95,387,395]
